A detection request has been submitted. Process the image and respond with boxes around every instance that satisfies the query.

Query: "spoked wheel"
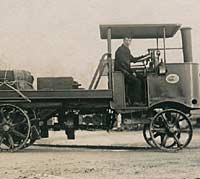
[0,104,31,152]
[143,123,156,148]
[149,109,193,152]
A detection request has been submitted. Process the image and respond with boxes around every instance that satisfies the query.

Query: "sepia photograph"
[0,0,200,179]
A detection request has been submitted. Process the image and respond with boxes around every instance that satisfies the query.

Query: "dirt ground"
[1,129,200,179]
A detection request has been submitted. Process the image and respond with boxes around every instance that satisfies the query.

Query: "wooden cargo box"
[37,77,80,90]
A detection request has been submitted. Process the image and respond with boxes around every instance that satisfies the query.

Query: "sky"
[0,0,199,87]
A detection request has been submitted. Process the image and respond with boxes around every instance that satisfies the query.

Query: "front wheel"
[149,109,193,152]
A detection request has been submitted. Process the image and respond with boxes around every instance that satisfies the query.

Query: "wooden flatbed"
[0,89,112,100]
[0,89,113,111]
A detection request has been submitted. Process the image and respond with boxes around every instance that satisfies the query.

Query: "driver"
[114,37,149,105]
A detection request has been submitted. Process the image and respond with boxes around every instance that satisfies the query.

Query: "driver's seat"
[112,71,147,108]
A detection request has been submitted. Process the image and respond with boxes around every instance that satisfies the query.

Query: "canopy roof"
[99,24,181,39]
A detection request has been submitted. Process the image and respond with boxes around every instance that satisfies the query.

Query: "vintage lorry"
[0,23,199,152]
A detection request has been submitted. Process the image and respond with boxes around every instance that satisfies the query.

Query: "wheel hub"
[168,126,178,134]
[3,124,10,132]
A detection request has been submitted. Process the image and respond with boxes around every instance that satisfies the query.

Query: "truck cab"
[89,24,200,114]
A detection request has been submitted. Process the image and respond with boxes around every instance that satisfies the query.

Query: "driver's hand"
[147,56,151,61]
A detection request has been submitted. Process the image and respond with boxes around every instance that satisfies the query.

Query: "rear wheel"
[149,109,193,152]
[0,104,31,152]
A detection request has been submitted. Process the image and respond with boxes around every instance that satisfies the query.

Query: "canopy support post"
[107,28,112,89]
[156,38,159,50]
[163,27,166,64]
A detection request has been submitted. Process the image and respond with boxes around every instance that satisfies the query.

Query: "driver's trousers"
[124,73,143,104]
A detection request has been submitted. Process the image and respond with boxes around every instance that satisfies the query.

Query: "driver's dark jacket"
[114,44,139,76]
